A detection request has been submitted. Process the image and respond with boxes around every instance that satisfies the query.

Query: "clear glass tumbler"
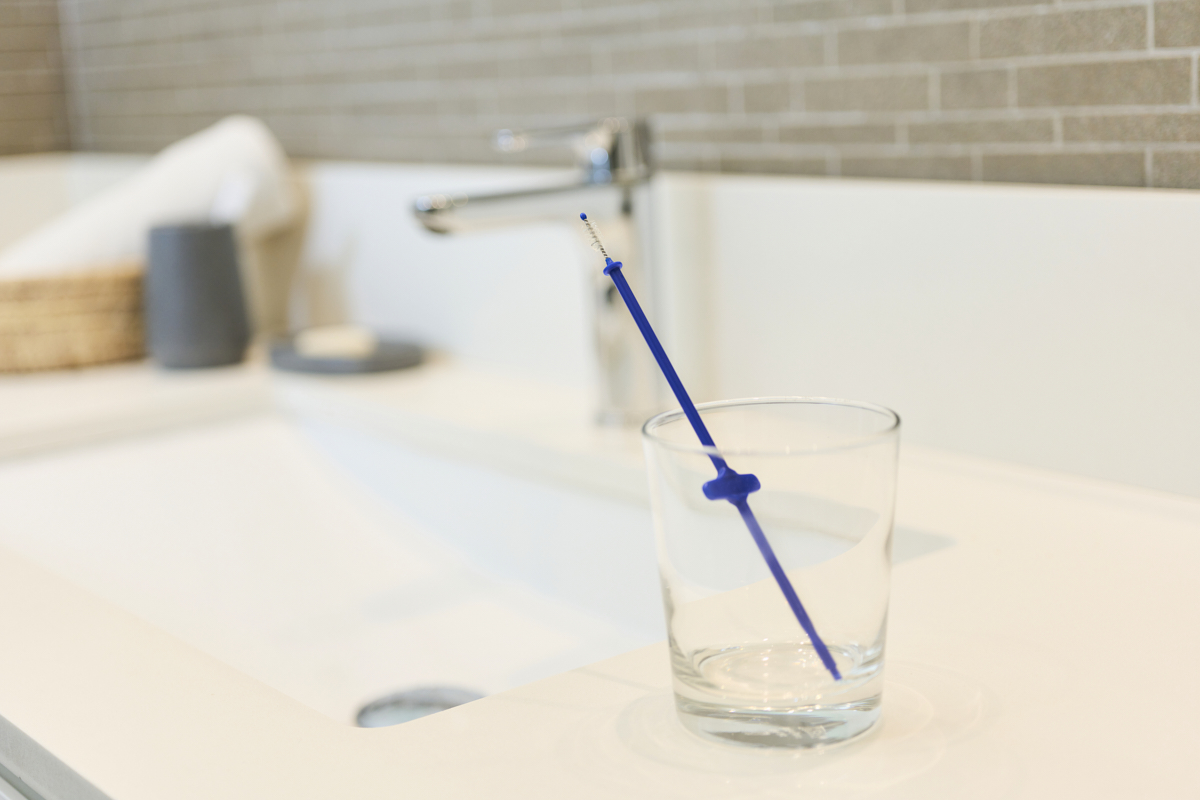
[642,398,900,748]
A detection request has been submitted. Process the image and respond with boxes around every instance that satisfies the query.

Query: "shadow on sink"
[892,526,954,564]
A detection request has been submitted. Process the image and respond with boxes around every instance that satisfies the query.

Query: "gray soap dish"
[269,337,423,375]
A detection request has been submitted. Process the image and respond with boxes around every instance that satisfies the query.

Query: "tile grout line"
[1146,0,1155,50]
[1193,52,1199,105]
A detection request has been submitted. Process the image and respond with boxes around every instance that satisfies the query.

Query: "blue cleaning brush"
[579,213,841,682]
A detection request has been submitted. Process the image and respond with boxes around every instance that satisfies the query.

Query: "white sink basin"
[0,411,660,724]
[0,368,950,728]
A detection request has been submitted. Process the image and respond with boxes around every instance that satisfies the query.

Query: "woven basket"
[0,264,145,373]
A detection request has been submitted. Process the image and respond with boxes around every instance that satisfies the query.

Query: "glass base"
[675,693,881,749]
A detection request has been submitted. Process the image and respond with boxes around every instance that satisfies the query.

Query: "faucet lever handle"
[494,119,618,152]
[494,118,649,182]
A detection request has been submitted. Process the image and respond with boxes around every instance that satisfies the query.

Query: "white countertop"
[1,360,1198,799]
[0,357,272,462]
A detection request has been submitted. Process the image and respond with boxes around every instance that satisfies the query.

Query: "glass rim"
[641,396,901,457]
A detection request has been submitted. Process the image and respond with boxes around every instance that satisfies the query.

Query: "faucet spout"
[413,177,637,235]
[409,118,660,426]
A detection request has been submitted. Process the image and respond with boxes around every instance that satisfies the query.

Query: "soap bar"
[294,324,377,359]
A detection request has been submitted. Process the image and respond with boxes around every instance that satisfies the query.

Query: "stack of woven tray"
[0,264,144,373]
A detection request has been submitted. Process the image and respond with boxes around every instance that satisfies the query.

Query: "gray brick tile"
[1064,112,1200,141]
[0,24,61,54]
[841,155,973,180]
[980,7,1147,58]
[805,74,929,111]
[659,126,767,143]
[349,99,441,117]
[349,4,436,25]
[654,155,720,171]
[0,91,65,121]
[610,42,701,74]
[906,0,1038,11]
[0,4,56,27]
[838,22,970,65]
[940,69,1009,109]
[982,152,1146,185]
[713,34,825,70]
[773,0,894,22]
[1152,151,1200,187]
[576,0,656,7]
[778,123,896,143]
[744,81,794,113]
[0,68,63,96]
[719,155,829,175]
[908,119,1054,143]
[557,16,655,39]
[1018,58,1191,107]
[496,87,618,116]
[0,50,54,71]
[502,50,594,79]
[489,0,565,16]
[438,58,504,81]
[634,85,730,114]
[1155,0,1200,47]
[656,7,761,30]
[0,116,65,152]
[437,94,487,117]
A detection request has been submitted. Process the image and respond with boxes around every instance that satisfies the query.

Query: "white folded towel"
[0,115,299,280]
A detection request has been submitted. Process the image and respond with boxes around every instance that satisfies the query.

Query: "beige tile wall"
[53,0,1200,188]
[0,0,69,154]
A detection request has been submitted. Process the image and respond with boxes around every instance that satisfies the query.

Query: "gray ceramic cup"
[145,223,251,368]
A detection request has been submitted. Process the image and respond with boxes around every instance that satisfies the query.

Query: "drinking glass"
[642,397,900,748]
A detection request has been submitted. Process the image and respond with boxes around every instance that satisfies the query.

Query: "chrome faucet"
[412,118,661,426]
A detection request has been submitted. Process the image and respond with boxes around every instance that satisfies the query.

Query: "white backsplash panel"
[4,154,1195,495]
[657,173,1200,497]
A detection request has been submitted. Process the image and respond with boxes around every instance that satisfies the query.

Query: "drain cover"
[355,687,485,728]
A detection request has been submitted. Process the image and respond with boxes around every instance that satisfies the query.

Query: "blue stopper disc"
[702,468,762,503]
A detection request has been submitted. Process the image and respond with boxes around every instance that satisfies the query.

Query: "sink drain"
[355,687,485,728]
